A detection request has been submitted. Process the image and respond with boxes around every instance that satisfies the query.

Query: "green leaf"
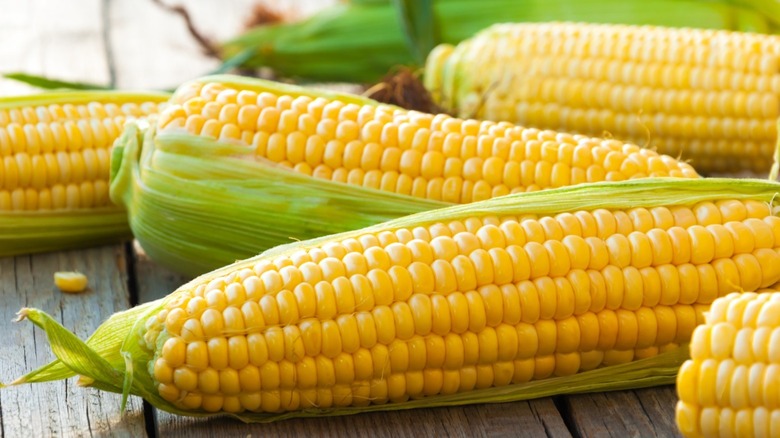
[3,73,113,90]
[209,47,260,75]
[6,300,163,386]
[392,0,437,64]
[11,308,123,390]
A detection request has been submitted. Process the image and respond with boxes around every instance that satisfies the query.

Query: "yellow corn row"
[8,177,780,421]
[111,75,698,275]
[0,91,169,256]
[425,22,780,175]
[160,75,697,199]
[676,291,780,437]
[0,93,161,211]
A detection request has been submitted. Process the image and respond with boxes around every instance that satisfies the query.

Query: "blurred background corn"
[220,0,780,83]
[676,291,780,437]
[425,22,780,175]
[0,91,168,256]
[0,93,162,211]
[11,177,780,421]
[112,75,698,276]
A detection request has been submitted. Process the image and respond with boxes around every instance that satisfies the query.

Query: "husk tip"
[5,376,27,386]
[14,308,32,323]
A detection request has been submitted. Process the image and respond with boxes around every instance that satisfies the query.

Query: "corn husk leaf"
[109,119,446,277]
[0,90,170,256]
[9,177,780,421]
[2,73,114,91]
[393,0,438,65]
[0,209,132,257]
[220,0,780,83]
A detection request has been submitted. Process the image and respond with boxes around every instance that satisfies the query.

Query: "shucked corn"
[10,178,780,421]
[112,76,699,276]
[0,92,163,211]
[0,91,169,256]
[676,291,780,437]
[159,76,698,200]
[425,22,780,174]
[144,196,780,414]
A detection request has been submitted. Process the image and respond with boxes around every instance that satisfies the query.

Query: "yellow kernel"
[53,271,88,293]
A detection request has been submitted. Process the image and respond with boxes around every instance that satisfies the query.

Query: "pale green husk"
[0,90,170,256]
[0,209,132,256]
[6,177,780,422]
[109,124,445,276]
[109,76,446,276]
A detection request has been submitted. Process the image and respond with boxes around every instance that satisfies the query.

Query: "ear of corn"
[424,22,780,175]
[111,75,697,276]
[675,290,780,437]
[220,0,780,83]
[0,91,169,256]
[9,177,780,421]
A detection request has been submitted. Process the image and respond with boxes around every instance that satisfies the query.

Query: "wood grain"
[562,386,680,438]
[153,398,571,438]
[0,247,146,437]
[133,243,192,304]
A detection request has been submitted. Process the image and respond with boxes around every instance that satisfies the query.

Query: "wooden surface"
[0,1,682,437]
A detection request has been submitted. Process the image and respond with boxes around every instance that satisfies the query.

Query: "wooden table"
[0,1,682,436]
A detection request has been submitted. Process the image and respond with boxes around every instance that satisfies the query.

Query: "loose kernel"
[54,271,88,293]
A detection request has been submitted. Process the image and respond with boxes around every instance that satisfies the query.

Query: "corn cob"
[424,22,780,175]
[675,290,780,437]
[9,177,780,421]
[220,0,780,83]
[111,75,697,275]
[0,91,169,256]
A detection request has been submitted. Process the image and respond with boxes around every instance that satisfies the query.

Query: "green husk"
[109,75,445,276]
[109,123,445,276]
[0,90,170,256]
[220,0,780,83]
[0,209,132,257]
[393,0,437,65]
[13,177,780,421]
[2,73,113,91]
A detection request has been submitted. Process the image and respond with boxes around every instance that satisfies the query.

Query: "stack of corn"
[424,22,780,175]
[0,91,168,256]
[110,75,698,275]
[7,177,780,420]
[6,18,780,432]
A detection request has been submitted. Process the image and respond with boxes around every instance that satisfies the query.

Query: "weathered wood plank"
[562,386,680,438]
[153,398,571,438]
[0,247,147,437]
[133,243,192,304]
